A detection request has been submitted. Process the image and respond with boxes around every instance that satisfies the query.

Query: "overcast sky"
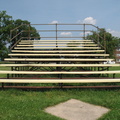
[1,0,120,37]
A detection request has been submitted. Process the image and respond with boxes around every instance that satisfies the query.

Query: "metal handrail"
[9,23,106,52]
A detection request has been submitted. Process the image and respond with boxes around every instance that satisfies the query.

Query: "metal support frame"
[56,24,58,47]
[83,24,86,39]
[1,83,4,89]
[113,73,116,78]
[5,23,111,87]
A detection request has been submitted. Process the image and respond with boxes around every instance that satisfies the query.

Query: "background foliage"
[0,11,40,61]
[87,29,120,58]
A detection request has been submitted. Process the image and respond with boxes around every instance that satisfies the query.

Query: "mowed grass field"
[0,89,120,120]
[0,63,120,120]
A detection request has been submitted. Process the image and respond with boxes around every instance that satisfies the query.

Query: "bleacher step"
[0,70,120,74]
[14,47,101,49]
[4,58,114,62]
[11,50,105,53]
[8,53,109,57]
[0,79,120,83]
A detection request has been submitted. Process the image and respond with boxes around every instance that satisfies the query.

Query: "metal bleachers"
[0,23,120,87]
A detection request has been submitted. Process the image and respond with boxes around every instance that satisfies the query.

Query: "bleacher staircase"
[0,39,120,86]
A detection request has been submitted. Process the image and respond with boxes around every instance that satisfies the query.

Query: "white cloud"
[83,17,96,25]
[50,20,59,24]
[77,17,96,25]
[60,32,72,36]
[107,29,120,37]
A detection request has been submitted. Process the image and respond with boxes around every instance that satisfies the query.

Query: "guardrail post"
[10,30,12,49]
[83,24,86,39]
[56,23,58,47]
[28,24,31,40]
[104,31,106,54]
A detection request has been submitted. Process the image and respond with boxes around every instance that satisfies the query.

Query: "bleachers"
[0,38,120,86]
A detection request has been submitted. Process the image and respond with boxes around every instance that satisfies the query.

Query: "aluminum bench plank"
[17,44,98,47]
[4,58,114,62]
[0,70,120,74]
[0,79,120,83]
[19,41,94,44]
[11,50,105,53]
[0,64,119,67]
[8,53,109,57]
[14,47,101,49]
[20,40,93,42]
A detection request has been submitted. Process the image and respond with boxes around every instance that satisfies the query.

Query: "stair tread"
[8,53,109,56]
[4,58,114,61]
[0,79,120,83]
[0,70,120,74]
[20,40,93,42]
[19,42,95,44]
[0,64,118,67]
[17,44,98,47]
[11,50,105,53]
[14,47,101,49]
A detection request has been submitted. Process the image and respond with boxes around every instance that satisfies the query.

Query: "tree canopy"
[0,11,40,61]
[86,28,120,58]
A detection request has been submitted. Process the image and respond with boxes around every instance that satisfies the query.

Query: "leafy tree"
[0,11,40,61]
[0,11,13,60]
[87,28,120,58]
[10,19,40,47]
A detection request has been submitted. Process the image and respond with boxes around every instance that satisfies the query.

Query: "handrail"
[10,24,25,32]
[10,38,22,50]
[30,23,93,25]
[10,24,29,49]
[9,23,106,53]
[10,31,23,41]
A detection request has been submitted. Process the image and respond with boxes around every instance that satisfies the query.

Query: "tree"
[10,19,40,47]
[0,11,40,61]
[86,28,120,58]
[0,11,13,60]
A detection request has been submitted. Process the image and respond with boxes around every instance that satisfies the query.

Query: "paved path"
[45,99,110,120]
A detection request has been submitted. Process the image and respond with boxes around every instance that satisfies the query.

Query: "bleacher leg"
[59,74,63,88]
[113,73,116,78]
[2,83,4,89]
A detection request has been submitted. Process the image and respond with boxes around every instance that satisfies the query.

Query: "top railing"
[10,23,106,51]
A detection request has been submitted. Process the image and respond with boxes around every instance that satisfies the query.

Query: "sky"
[1,0,120,37]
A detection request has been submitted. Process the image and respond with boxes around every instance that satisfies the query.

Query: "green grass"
[0,64,120,119]
[0,89,120,120]
[0,66,11,78]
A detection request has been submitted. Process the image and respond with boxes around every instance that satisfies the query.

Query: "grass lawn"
[0,64,120,119]
[0,89,120,120]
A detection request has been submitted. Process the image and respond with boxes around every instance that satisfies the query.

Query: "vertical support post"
[107,67,109,77]
[7,74,9,79]
[59,74,63,88]
[104,31,106,54]
[11,67,13,78]
[15,29,17,44]
[10,30,12,49]
[56,23,58,47]
[97,29,100,47]
[113,73,116,78]
[28,24,31,40]
[7,74,10,86]
[83,24,86,40]
[56,23,60,76]
[2,83,4,89]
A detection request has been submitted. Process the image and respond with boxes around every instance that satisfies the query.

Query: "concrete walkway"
[45,99,110,120]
